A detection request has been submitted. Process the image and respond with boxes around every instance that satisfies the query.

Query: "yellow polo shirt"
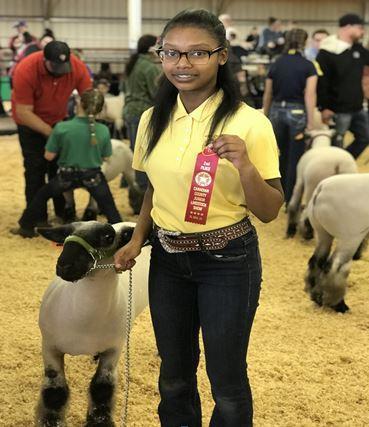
[133,90,280,233]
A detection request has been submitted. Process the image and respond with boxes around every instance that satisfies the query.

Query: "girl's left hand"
[212,135,251,171]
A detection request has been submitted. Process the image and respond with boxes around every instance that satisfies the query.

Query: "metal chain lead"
[88,262,116,272]
[87,263,133,426]
[121,268,133,427]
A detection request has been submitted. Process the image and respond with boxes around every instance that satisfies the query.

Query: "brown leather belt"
[154,217,253,253]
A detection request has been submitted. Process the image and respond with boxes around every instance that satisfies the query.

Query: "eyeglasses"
[156,46,224,65]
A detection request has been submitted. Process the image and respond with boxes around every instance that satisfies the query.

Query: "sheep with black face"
[35,221,149,427]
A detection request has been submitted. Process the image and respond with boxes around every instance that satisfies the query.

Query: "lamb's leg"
[82,196,98,221]
[286,179,304,237]
[304,223,333,306]
[36,343,69,427]
[321,237,364,312]
[353,233,369,260]
[62,190,76,223]
[85,348,121,427]
[298,183,316,240]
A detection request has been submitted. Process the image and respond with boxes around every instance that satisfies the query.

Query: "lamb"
[304,173,369,313]
[63,139,144,221]
[287,143,357,239]
[104,92,124,136]
[35,221,149,426]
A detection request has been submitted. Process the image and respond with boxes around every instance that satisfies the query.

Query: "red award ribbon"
[184,145,219,224]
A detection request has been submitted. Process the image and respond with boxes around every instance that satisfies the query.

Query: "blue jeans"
[19,168,122,228]
[125,115,148,191]
[333,110,369,159]
[269,103,307,203]
[17,125,65,221]
[149,227,262,426]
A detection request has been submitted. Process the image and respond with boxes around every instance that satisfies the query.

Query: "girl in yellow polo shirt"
[115,9,283,426]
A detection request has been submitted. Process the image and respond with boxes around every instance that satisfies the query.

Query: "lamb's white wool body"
[304,174,369,312]
[36,221,149,426]
[103,93,125,136]
[39,250,148,356]
[287,145,357,238]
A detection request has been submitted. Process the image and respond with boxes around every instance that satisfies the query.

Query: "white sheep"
[35,221,149,426]
[63,139,144,221]
[99,93,125,139]
[304,173,369,312]
[287,141,357,239]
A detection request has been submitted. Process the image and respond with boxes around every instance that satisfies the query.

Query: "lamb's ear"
[36,224,75,243]
[117,226,135,248]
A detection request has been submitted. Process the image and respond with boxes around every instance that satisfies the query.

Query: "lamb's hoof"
[10,226,38,238]
[62,206,76,224]
[36,414,65,427]
[331,300,349,313]
[85,414,115,427]
[82,209,97,221]
[352,252,362,261]
[302,229,314,240]
[120,176,128,188]
[286,223,297,238]
[302,219,314,240]
[128,188,144,215]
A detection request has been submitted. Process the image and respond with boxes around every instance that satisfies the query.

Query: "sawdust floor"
[0,134,368,427]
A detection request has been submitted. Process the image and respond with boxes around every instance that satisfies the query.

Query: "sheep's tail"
[307,182,323,225]
[288,178,304,212]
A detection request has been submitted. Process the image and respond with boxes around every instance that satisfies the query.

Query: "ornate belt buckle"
[157,228,182,253]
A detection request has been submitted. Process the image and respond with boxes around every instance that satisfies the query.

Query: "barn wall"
[0,0,367,73]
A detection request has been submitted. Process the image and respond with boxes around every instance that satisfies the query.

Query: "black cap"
[338,13,364,27]
[44,41,71,74]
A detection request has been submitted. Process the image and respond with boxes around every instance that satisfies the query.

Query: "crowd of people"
[4,8,369,427]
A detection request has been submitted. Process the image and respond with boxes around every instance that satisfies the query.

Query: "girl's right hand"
[114,241,142,272]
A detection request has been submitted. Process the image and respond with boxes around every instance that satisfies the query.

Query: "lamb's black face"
[57,222,116,282]
[37,221,136,282]
[37,221,115,282]
[57,241,95,281]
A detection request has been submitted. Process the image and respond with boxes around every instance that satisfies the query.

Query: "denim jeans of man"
[19,168,122,228]
[17,125,65,221]
[269,104,307,203]
[125,115,148,191]
[333,110,369,159]
[149,228,262,427]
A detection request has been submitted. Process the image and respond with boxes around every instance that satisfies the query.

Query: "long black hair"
[125,34,157,77]
[145,9,241,157]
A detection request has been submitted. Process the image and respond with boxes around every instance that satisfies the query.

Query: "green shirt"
[46,117,112,168]
[123,53,161,119]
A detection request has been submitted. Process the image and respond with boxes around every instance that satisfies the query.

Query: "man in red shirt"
[11,41,92,234]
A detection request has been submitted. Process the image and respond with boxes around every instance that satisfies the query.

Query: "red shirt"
[12,51,92,125]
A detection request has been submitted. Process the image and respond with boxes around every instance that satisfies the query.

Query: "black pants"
[149,229,262,426]
[17,125,65,221]
[19,168,122,228]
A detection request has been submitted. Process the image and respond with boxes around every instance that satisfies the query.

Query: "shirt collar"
[172,89,223,122]
[39,55,49,75]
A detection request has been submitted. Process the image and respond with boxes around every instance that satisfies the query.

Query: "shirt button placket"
[178,117,192,163]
